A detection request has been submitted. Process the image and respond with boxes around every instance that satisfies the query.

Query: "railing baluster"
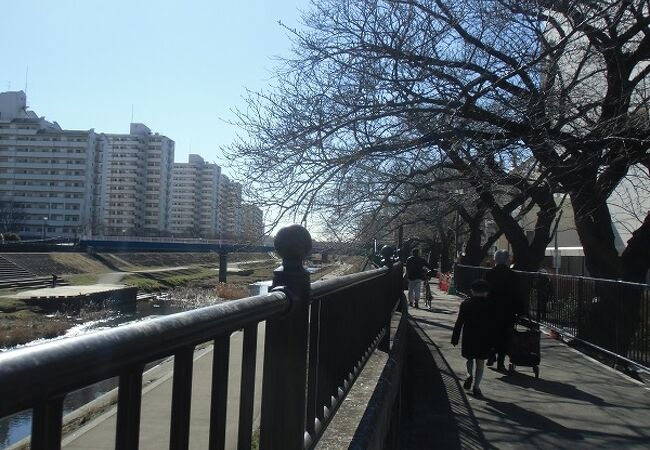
[237,325,258,450]
[306,297,321,436]
[209,335,231,450]
[317,296,333,421]
[32,397,64,450]
[115,366,144,450]
[169,345,195,450]
[260,225,312,450]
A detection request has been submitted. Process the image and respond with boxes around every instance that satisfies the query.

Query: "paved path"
[402,285,650,449]
[97,266,192,284]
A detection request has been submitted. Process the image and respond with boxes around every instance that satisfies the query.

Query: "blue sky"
[1,0,309,173]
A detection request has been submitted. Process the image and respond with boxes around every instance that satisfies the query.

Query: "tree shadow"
[485,400,584,441]
[496,372,608,406]
[402,318,496,449]
[429,306,456,315]
[411,316,454,331]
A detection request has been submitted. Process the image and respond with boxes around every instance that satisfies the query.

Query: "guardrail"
[0,225,403,450]
[81,235,240,244]
[455,264,650,371]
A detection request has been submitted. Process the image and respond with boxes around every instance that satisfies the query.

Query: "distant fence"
[455,264,650,370]
[0,225,403,450]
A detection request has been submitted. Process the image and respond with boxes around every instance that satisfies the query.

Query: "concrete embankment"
[7,284,138,312]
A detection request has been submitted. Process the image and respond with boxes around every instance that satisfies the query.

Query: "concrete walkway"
[402,285,650,449]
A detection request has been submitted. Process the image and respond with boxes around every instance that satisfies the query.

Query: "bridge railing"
[0,225,403,450]
[455,264,650,371]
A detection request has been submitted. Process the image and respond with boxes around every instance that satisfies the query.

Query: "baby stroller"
[507,321,541,378]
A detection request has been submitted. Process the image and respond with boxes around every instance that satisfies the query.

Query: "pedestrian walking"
[486,250,524,371]
[451,279,492,398]
[405,248,431,308]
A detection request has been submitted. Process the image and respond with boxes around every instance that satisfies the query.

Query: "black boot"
[496,354,506,372]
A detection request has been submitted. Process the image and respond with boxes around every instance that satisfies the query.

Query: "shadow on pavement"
[402,318,495,449]
[484,400,584,441]
[495,373,609,406]
[428,307,457,315]
[411,316,454,331]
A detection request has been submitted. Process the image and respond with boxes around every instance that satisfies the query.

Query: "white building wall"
[240,204,264,242]
[98,124,174,236]
[169,154,222,237]
[218,175,243,239]
[0,91,98,239]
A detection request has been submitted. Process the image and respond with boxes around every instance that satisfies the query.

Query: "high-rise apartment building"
[219,175,242,240]
[0,91,263,241]
[169,154,222,237]
[0,91,99,239]
[240,204,264,242]
[94,123,174,236]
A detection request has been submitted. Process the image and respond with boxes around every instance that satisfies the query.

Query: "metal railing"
[454,264,650,370]
[349,294,408,450]
[0,225,403,450]
[80,235,239,244]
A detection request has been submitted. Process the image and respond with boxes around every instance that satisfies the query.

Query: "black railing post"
[378,264,394,353]
[218,252,228,283]
[260,225,312,450]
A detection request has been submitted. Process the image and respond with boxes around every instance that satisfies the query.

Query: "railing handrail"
[311,265,389,299]
[0,291,288,416]
[455,263,650,288]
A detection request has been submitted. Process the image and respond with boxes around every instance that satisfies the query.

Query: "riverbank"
[0,253,363,349]
[0,252,276,349]
[0,256,365,448]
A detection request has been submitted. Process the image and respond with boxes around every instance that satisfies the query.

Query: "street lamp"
[42,217,48,240]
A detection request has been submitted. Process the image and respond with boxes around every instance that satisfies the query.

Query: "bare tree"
[226,0,649,282]
[0,200,24,234]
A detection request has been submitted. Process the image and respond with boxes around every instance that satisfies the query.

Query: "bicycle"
[424,269,435,309]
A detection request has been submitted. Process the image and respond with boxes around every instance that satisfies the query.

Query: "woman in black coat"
[486,250,524,370]
[452,279,492,397]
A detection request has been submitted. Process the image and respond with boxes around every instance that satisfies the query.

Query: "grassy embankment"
[0,252,361,348]
[0,252,276,348]
[0,253,112,348]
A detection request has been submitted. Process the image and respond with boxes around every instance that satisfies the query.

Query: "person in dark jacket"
[486,250,523,371]
[452,279,492,398]
[406,248,431,308]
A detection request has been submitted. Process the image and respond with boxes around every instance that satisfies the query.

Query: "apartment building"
[1,91,263,241]
[219,175,242,240]
[240,204,264,242]
[95,123,174,236]
[0,91,98,239]
[169,154,222,237]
